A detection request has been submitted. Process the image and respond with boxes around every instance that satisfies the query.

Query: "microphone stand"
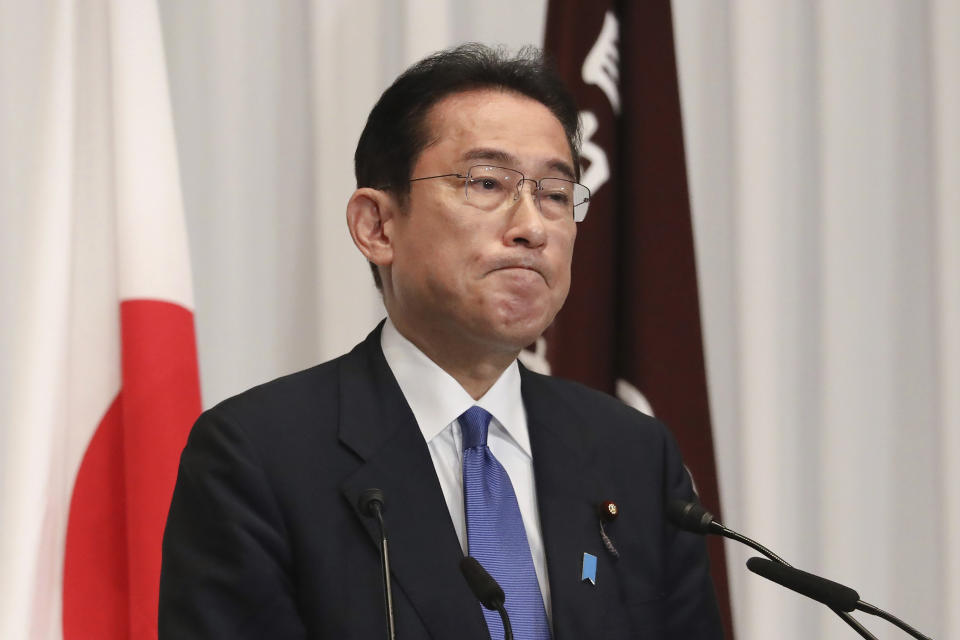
[713,522,876,640]
[747,557,933,640]
[857,601,932,640]
[359,489,396,640]
[671,500,877,640]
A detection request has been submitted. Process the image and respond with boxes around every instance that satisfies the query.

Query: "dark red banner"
[543,2,734,635]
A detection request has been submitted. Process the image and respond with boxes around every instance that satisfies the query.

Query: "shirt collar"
[380,317,530,456]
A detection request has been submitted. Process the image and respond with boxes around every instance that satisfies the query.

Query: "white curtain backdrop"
[2,1,955,639]
[674,1,959,638]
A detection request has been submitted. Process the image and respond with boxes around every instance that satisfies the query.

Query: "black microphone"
[747,557,859,611]
[666,498,789,564]
[666,498,876,639]
[459,556,514,640]
[747,558,933,640]
[665,498,722,534]
[358,489,395,640]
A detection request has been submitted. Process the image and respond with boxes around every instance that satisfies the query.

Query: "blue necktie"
[460,406,551,639]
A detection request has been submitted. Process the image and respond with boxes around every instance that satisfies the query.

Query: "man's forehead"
[421,89,574,175]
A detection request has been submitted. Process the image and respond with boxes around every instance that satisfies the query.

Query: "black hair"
[353,43,582,289]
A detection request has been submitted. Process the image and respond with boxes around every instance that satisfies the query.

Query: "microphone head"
[666,498,717,534]
[459,557,505,611]
[358,488,385,517]
[746,557,860,612]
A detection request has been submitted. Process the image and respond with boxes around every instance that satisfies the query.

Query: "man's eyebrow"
[462,148,577,180]
[546,159,576,180]
[461,148,516,166]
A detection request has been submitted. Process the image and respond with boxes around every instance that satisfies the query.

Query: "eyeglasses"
[407,164,590,222]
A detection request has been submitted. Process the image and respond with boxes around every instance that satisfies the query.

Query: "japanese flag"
[0,1,201,638]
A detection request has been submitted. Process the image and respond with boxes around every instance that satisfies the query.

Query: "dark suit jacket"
[159,324,723,639]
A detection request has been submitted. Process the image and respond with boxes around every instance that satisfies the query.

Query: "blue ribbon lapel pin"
[581,552,598,586]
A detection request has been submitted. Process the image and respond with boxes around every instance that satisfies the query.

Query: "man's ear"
[346,188,398,267]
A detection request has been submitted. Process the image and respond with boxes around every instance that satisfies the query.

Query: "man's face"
[383,89,578,357]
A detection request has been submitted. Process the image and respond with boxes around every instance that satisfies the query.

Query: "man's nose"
[505,180,547,247]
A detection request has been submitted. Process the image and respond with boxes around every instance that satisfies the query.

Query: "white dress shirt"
[380,318,553,621]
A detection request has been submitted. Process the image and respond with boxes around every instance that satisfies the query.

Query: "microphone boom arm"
[857,600,932,640]
[715,523,789,565]
[668,499,877,640]
[722,525,876,640]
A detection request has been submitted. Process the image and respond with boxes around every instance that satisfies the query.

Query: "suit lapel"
[338,326,489,640]
[523,368,612,640]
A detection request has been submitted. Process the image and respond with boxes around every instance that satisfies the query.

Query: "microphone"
[665,498,789,564]
[665,498,721,534]
[747,557,859,611]
[747,558,933,640]
[358,489,395,640]
[459,556,514,640]
[666,498,876,639]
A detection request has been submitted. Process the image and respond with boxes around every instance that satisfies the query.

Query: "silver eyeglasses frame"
[405,164,590,222]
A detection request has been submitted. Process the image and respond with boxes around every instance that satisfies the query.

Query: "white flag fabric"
[0,1,201,638]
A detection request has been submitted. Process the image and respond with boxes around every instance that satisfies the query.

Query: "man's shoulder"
[180,339,379,472]
[520,367,668,440]
[207,327,381,424]
[210,354,342,420]
[195,334,381,451]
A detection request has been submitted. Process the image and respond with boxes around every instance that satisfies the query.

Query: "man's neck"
[387,317,519,400]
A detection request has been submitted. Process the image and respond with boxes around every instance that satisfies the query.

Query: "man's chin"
[481,314,554,354]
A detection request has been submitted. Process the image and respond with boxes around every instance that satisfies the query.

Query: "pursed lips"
[486,257,548,283]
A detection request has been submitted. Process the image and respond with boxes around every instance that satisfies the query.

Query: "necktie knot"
[459,406,492,450]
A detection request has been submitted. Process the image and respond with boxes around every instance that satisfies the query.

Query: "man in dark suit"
[159,44,723,639]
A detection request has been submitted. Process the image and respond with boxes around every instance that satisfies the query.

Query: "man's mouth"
[488,257,546,281]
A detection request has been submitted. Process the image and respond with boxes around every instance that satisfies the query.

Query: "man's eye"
[470,177,505,191]
[543,190,571,205]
